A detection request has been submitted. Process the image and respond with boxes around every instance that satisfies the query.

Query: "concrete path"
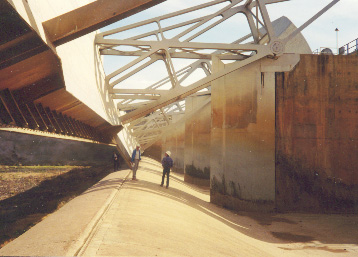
[1,157,358,256]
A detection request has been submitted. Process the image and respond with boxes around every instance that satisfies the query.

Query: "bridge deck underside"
[0,0,115,143]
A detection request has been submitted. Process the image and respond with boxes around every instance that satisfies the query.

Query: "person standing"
[112,151,120,171]
[131,145,141,180]
[161,151,173,188]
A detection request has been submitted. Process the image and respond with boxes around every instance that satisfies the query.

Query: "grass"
[0,166,89,201]
[0,165,114,248]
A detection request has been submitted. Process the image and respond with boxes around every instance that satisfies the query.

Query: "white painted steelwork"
[96,0,339,148]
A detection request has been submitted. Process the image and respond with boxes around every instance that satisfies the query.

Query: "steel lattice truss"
[95,0,339,149]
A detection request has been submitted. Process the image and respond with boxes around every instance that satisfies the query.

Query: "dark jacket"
[162,156,173,170]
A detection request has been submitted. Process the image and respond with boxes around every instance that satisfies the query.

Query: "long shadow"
[124,178,284,244]
[81,171,131,196]
[122,168,358,247]
[0,165,114,247]
[140,166,209,194]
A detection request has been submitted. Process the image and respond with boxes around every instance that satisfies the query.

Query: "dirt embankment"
[0,165,116,248]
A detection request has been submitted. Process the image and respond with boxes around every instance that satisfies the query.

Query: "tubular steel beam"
[12,91,40,130]
[42,0,167,46]
[61,114,75,136]
[27,102,47,131]
[70,118,82,137]
[95,0,340,148]
[36,103,54,132]
[96,0,279,124]
[65,116,79,137]
[100,49,246,60]
[97,0,340,125]
[75,120,87,138]
[0,89,28,127]
[120,50,268,124]
[18,103,39,130]
[52,110,67,135]
[0,97,15,125]
[46,107,61,133]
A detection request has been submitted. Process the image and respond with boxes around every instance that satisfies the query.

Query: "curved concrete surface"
[1,157,357,256]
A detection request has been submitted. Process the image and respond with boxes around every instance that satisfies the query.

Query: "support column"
[210,56,276,212]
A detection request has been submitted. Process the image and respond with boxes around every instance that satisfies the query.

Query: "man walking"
[131,145,141,180]
[161,151,173,188]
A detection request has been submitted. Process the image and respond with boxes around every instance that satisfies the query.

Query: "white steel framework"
[96,0,340,148]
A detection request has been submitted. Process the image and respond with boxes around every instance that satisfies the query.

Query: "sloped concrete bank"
[0,169,131,256]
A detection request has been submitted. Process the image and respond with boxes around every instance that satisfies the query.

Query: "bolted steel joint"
[270,40,285,56]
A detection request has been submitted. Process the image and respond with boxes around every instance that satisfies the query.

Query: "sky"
[100,0,357,89]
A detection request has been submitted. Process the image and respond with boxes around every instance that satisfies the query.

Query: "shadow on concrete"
[0,165,114,247]
[142,167,210,194]
[122,167,358,247]
[82,177,126,195]
[239,212,298,226]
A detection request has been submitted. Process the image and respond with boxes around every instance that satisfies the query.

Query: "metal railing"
[340,38,358,55]
[312,47,335,55]
[312,37,358,55]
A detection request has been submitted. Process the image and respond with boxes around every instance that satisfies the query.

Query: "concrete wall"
[276,54,358,213]
[145,16,311,193]
[144,141,163,162]
[144,96,210,178]
[161,122,185,174]
[0,130,119,166]
[210,57,276,212]
[184,96,211,186]
[144,122,185,173]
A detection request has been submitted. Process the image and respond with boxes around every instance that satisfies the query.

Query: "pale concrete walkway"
[1,157,358,256]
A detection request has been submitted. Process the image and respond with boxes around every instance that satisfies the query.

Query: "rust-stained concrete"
[145,96,211,181]
[162,122,185,174]
[145,122,185,173]
[210,57,276,212]
[276,54,358,213]
[144,141,163,162]
[184,95,211,185]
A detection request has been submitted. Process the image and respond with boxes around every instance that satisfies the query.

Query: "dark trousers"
[113,160,119,171]
[161,168,170,187]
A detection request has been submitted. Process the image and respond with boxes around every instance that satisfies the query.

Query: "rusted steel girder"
[42,0,167,46]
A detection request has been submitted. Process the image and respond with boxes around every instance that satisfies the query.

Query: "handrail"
[340,37,358,55]
[312,47,335,55]
[312,37,358,55]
